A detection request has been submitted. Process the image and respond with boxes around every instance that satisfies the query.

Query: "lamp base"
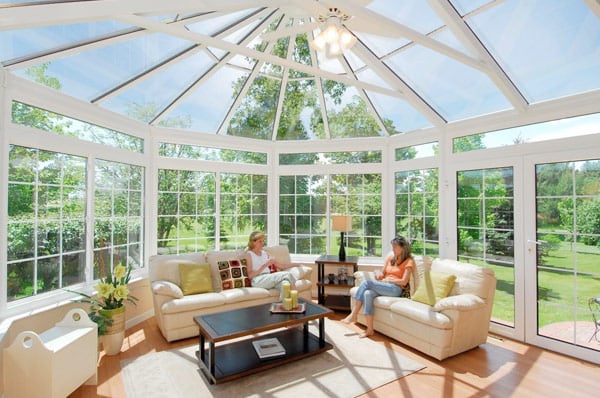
[338,232,346,261]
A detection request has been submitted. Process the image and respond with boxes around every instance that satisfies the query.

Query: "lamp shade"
[332,215,352,232]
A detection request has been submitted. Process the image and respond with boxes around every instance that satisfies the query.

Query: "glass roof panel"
[227,75,282,139]
[221,15,267,44]
[13,32,194,101]
[343,49,366,71]
[0,20,132,63]
[228,54,257,71]
[366,91,433,134]
[277,79,325,140]
[185,9,260,36]
[324,81,383,139]
[166,66,250,133]
[385,44,512,122]
[450,0,496,16]
[353,32,410,58]
[100,51,216,124]
[356,68,393,91]
[368,0,444,34]
[430,27,472,56]
[466,0,600,103]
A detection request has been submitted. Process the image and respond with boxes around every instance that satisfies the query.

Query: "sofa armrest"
[288,264,313,280]
[353,270,377,286]
[151,280,184,299]
[432,293,484,312]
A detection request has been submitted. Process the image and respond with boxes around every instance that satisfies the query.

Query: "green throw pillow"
[411,270,456,306]
[178,263,213,295]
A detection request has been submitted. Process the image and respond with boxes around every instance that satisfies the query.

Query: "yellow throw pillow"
[178,263,213,295]
[411,271,457,306]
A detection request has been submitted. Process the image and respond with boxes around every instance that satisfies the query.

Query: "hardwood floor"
[70,312,599,398]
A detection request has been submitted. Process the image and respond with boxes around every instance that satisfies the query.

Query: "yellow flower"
[113,284,130,301]
[96,282,115,299]
[114,264,127,280]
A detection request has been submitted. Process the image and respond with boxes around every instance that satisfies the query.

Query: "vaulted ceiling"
[1,0,599,141]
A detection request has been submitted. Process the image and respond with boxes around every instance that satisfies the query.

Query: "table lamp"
[332,215,352,261]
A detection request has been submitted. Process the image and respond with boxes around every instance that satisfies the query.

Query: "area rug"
[121,319,425,398]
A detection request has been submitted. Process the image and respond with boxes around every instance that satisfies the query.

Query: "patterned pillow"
[218,259,251,290]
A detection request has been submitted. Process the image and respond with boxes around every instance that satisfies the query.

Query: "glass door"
[525,157,600,364]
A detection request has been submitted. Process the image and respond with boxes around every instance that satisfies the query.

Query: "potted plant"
[69,263,138,355]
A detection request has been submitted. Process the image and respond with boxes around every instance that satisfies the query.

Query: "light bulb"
[328,42,342,56]
[339,29,356,49]
[311,34,327,52]
[324,25,339,43]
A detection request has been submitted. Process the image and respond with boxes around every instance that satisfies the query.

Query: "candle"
[290,290,298,309]
[281,281,291,299]
[283,297,293,310]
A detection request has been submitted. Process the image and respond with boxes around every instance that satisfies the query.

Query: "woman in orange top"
[342,236,415,338]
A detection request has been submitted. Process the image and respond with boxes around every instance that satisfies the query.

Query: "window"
[280,173,382,256]
[159,142,267,164]
[94,160,144,277]
[280,175,328,254]
[7,146,86,301]
[395,168,439,256]
[12,101,143,152]
[157,170,216,254]
[457,167,514,326]
[220,173,268,250]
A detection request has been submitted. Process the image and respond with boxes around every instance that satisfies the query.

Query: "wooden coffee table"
[194,299,333,384]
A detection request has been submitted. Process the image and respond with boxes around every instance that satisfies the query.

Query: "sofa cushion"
[179,263,213,295]
[264,245,291,265]
[389,299,453,329]
[151,280,184,299]
[206,249,246,291]
[218,259,251,290]
[220,287,272,303]
[161,292,226,314]
[412,270,456,306]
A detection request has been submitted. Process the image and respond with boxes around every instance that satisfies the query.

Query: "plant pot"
[100,306,126,355]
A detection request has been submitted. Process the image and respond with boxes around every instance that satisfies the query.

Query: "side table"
[315,255,358,311]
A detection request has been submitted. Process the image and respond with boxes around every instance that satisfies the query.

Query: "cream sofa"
[350,256,496,360]
[149,246,313,342]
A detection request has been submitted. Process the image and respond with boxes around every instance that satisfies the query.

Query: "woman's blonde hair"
[247,230,265,250]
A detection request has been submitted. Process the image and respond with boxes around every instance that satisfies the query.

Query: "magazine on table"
[252,337,286,359]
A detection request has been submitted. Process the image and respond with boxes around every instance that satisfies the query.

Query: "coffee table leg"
[318,317,325,348]
[208,341,215,380]
[199,333,205,362]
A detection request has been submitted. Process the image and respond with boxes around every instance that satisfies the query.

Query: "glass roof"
[1,0,599,141]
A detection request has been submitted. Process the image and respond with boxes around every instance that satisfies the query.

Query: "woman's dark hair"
[390,236,412,264]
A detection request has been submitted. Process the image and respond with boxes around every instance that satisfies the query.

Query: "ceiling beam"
[116,13,403,98]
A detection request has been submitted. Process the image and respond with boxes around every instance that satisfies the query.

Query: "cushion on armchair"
[412,270,456,306]
[432,293,485,312]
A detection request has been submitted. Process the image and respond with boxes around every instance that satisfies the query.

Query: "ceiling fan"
[259,1,396,46]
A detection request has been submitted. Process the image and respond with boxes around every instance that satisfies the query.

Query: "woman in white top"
[245,231,296,290]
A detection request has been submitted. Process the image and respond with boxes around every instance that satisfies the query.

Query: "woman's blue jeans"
[354,280,403,315]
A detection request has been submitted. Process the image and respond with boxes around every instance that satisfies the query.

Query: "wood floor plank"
[70,311,599,397]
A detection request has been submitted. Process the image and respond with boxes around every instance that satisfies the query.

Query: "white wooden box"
[3,308,98,398]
